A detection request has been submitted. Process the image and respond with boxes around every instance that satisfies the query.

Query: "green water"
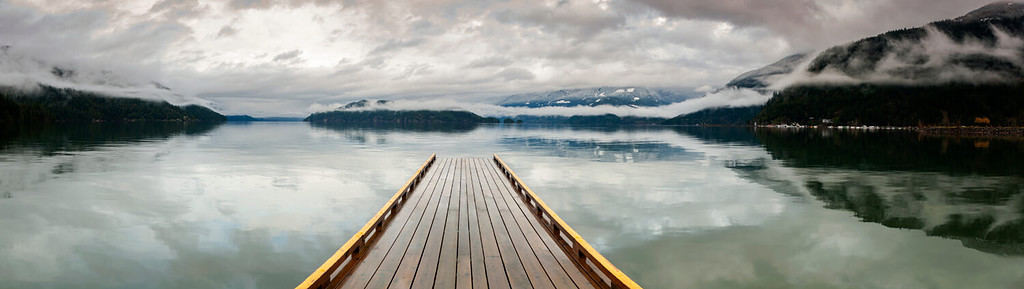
[0,122,1021,288]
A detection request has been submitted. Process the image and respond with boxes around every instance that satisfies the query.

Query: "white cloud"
[0,0,999,115]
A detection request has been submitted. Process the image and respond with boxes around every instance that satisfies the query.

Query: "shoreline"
[917,126,1024,138]
[752,124,1024,138]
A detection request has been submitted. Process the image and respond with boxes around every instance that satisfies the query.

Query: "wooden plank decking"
[298,155,641,289]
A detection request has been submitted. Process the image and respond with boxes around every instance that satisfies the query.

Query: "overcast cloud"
[0,0,998,116]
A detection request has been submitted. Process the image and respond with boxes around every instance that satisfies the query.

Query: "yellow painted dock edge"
[493,154,642,289]
[296,153,436,289]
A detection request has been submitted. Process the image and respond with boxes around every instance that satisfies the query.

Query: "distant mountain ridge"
[497,87,696,108]
[225,115,303,122]
[305,110,499,125]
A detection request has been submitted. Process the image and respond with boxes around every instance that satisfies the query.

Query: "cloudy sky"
[0,0,998,115]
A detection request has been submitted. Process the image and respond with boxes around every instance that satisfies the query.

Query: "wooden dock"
[297,155,641,289]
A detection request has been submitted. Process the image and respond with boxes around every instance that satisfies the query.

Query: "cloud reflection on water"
[0,123,1021,288]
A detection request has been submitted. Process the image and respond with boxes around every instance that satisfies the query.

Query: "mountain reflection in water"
[700,128,1024,255]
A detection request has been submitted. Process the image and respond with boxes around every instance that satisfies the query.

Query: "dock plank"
[321,157,613,289]
[452,159,474,289]
[465,159,489,289]
[474,158,535,288]
[468,158,511,289]
[481,158,591,289]
[411,158,461,289]
[360,158,454,289]
[337,158,449,289]
[386,156,458,289]
[476,158,556,289]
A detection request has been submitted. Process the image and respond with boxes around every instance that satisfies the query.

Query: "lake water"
[0,122,1022,289]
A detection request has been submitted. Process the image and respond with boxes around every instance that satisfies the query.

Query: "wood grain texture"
[318,157,612,289]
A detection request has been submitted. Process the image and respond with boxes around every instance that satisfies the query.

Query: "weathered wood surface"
[299,156,641,289]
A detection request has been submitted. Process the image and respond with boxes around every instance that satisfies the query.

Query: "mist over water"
[305,87,768,119]
[0,122,1022,289]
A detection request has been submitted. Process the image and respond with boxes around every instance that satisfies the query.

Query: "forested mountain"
[663,106,764,126]
[670,2,1024,127]
[756,84,1024,126]
[564,114,666,126]
[804,3,1024,83]
[1,45,224,125]
[1,85,225,124]
[755,2,1024,126]
[725,54,808,89]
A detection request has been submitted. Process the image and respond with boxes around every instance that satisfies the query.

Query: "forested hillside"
[1,85,225,124]
[756,84,1024,126]
[663,106,763,126]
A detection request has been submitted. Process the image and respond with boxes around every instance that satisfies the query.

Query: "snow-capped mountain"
[497,87,696,108]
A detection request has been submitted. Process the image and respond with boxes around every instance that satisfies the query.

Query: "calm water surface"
[0,122,1022,289]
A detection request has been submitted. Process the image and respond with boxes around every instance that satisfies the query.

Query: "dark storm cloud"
[149,0,205,20]
[491,4,626,40]
[216,25,238,38]
[0,1,192,69]
[624,0,821,27]
[464,56,515,68]
[272,50,303,62]
[368,39,426,55]
[625,0,998,48]
[495,67,536,81]
[228,0,274,10]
